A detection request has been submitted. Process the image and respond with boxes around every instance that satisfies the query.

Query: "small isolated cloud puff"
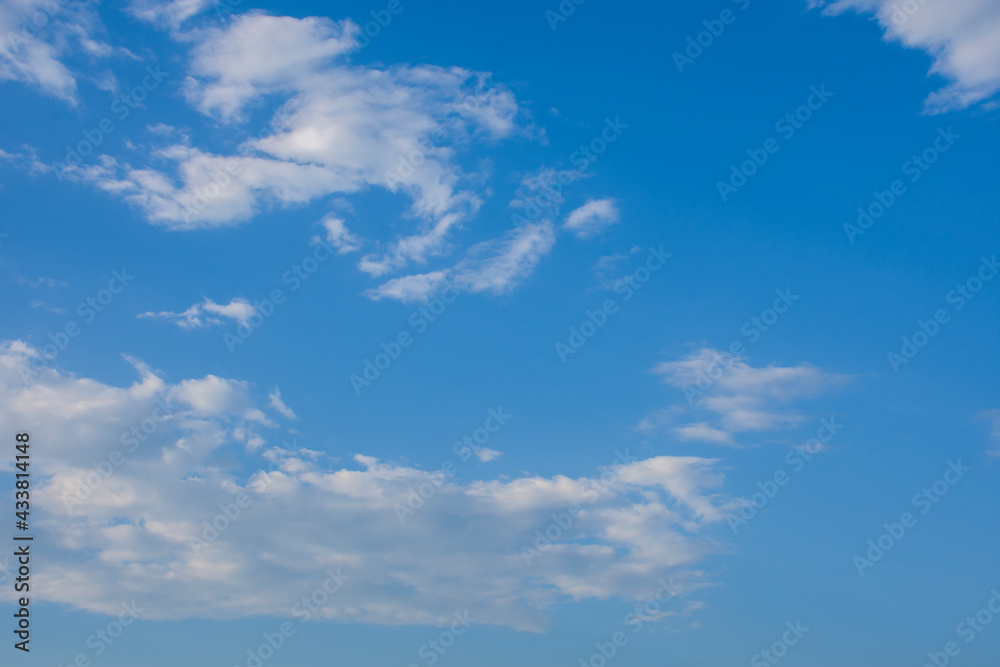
[0,341,735,632]
[139,297,256,330]
[810,0,1000,112]
[474,447,503,462]
[564,198,620,238]
[321,214,362,254]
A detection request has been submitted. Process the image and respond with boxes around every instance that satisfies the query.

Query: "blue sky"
[0,0,999,665]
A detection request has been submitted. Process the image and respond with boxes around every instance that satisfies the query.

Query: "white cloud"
[453,221,556,294]
[71,12,526,274]
[644,348,848,444]
[673,423,737,446]
[474,447,502,462]
[810,0,1000,112]
[321,214,362,254]
[564,198,620,238]
[139,297,256,329]
[0,0,79,102]
[128,0,216,30]
[366,222,556,303]
[268,388,298,421]
[0,341,734,631]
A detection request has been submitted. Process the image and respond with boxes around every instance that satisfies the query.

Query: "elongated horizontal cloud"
[367,221,556,302]
[0,341,733,631]
[644,348,849,444]
[138,297,256,329]
[810,0,1000,112]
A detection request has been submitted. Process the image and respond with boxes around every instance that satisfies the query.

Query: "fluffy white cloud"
[564,198,620,238]
[139,297,256,329]
[645,348,849,444]
[70,13,525,271]
[0,341,733,631]
[810,0,1000,112]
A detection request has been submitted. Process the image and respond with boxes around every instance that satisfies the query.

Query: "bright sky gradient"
[0,0,999,665]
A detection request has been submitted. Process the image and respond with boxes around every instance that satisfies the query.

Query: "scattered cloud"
[674,423,737,446]
[321,214,362,254]
[474,447,502,462]
[0,341,735,632]
[17,276,67,288]
[810,0,1000,112]
[564,198,620,238]
[28,300,67,315]
[268,388,298,421]
[139,297,256,330]
[128,0,216,30]
[642,348,849,445]
[367,221,556,303]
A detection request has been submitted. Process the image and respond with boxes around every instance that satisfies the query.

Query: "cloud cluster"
[0,341,733,631]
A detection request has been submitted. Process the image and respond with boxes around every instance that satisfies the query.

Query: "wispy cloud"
[563,198,620,238]
[642,348,849,445]
[139,297,256,330]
